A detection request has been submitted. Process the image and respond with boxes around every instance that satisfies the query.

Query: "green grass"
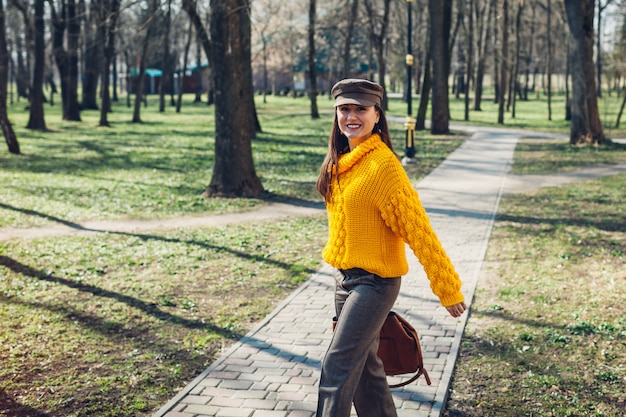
[446,89,626,140]
[444,139,626,417]
[509,138,626,175]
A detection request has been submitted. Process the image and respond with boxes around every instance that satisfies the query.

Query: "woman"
[315,78,467,417]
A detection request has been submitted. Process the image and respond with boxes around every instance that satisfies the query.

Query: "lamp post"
[402,0,416,165]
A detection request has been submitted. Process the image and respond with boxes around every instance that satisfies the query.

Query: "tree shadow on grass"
[0,202,87,230]
[0,255,232,336]
[0,202,321,276]
[0,254,326,417]
[259,190,325,209]
[0,389,51,417]
[496,212,626,233]
[0,256,240,417]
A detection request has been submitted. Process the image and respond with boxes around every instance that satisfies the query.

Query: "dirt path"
[1,164,624,242]
[0,202,325,241]
[503,162,626,194]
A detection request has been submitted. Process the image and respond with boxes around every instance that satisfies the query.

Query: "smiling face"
[336,104,380,150]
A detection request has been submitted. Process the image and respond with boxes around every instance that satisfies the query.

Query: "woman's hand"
[446,301,467,318]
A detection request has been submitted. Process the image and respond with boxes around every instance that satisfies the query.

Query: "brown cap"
[331,79,384,107]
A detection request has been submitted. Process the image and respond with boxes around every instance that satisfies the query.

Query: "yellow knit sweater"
[322,134,464,307]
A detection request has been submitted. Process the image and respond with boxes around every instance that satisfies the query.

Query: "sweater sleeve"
[380,185,464,307]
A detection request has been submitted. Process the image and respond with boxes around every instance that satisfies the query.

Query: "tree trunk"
[493,16,499,104]
[524,2,536,101]
[473,0,493,111]
[177,21,193,113]
[341,0,359,79]
[546,0,552,121]
[565,38,572,121]
[81,0,100,110]
[378,0,391,110]
[98,0,120,127]
[510,0,524,119]
[132,0,157,123]
[0,0,19,154]
[563,0,604,144]
[429,0,451,134]
[262,36,268,103]
[614,88,626,128]
[416,36,430,131]
[124,50,131,108]
[364,0,391,110]
[206,0,263,198]
[596,2,603,98]
[159,0,172,112]
[184,0,256,130]
[308,0,319,119]
[464,0,474,121]
[12,4,31,100]
[112,51,118,102]
[182,0,211,59]
[194,36,202,103]
[497,0,508,125]
[26,0,46,130]
[51,0,81,121]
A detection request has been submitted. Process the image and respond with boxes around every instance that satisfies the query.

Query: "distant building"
[127,65,211,95]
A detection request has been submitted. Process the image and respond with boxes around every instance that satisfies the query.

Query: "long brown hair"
[316,105,394,202]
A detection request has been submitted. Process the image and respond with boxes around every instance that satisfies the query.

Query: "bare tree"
[181,0,212,107]
[363,0,392,110]
[206,0,263,198]
[252,0,282,102]
[1,0,19,153]
[182,0,211,65]
[26,0,46,130]
[464,0,474,121]
[177,20,193,113]
[132,0,157,123]
[429,0,452,134]
[596,0,616,97]
[159,0,172,112]
[9,16,29,100]
[563,0,604,144]
[473,0,495,111]
[546,0,552,121]
[415,43,430,130]
[184,0,259,131]
[308,0,319,118]
[509,0,524,118]
[193,33,203,103]
[50,0,81,121]
[341,0,359,79]
[523,0,537,100]
[497,0,508,124]
[98,0,121,127]
[81,0,100,110]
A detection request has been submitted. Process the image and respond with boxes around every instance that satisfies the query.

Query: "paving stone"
[251,411,288,417]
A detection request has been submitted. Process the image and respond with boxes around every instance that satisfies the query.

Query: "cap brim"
[334,94,379,107]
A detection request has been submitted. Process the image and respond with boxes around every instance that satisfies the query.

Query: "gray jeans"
[316,268,401,417]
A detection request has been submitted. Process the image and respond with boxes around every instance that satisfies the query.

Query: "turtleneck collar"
[336,134,384,175]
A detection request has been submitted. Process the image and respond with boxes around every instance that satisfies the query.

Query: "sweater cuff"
[438,292,465,307]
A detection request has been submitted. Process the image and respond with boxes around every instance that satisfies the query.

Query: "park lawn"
[444,138,626,417]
